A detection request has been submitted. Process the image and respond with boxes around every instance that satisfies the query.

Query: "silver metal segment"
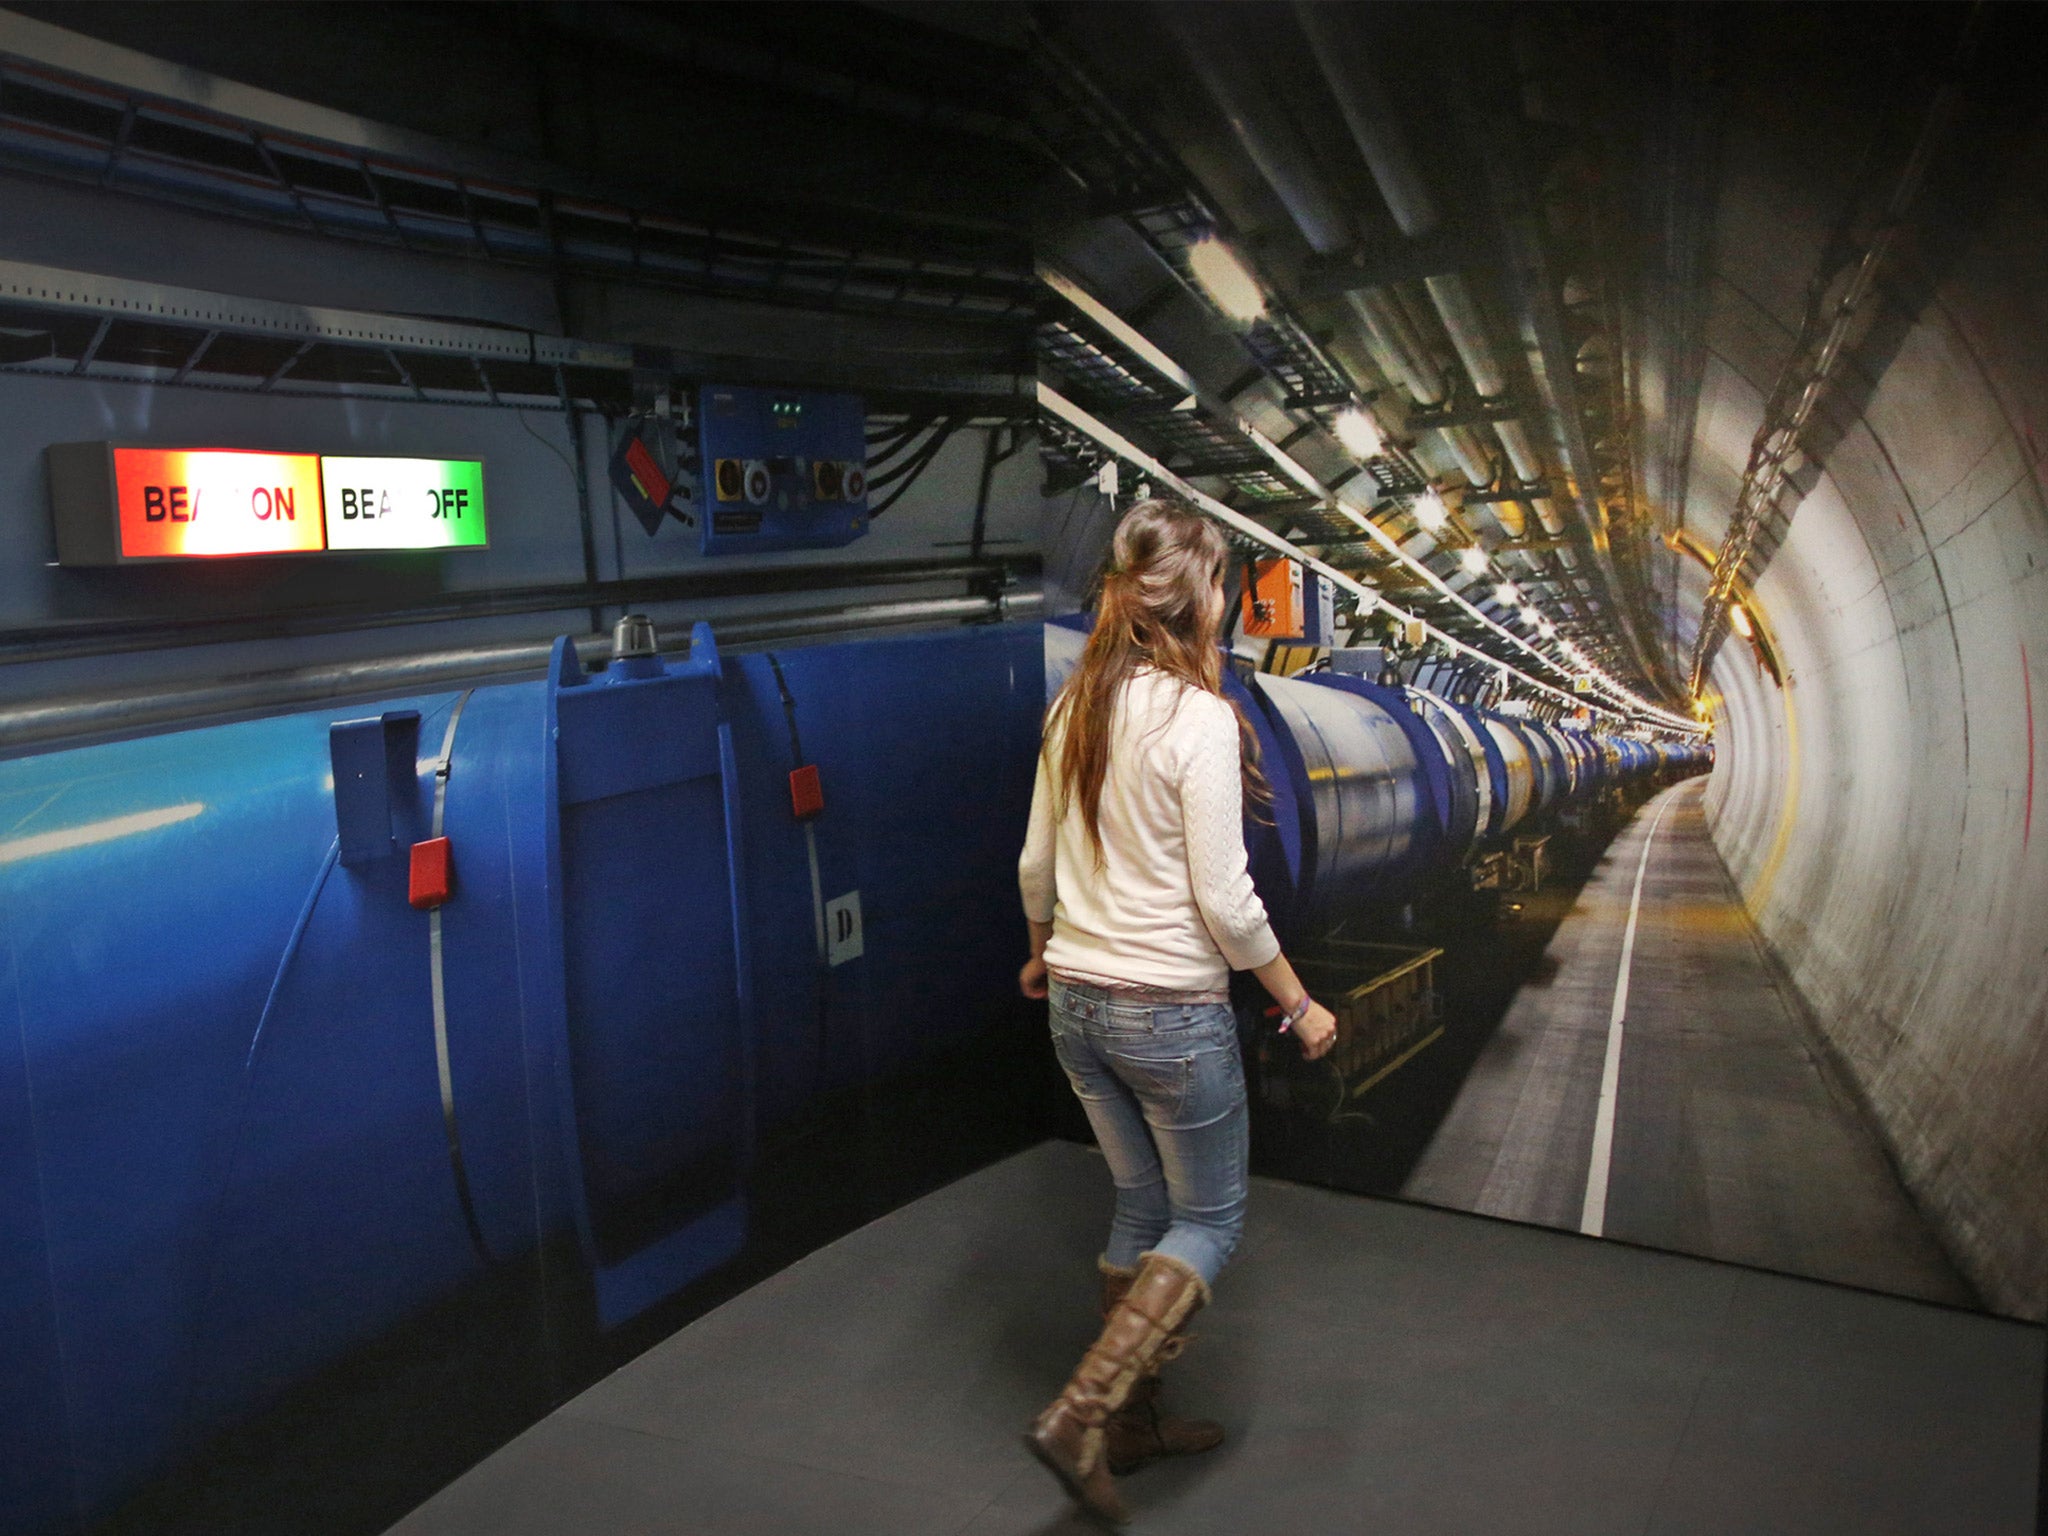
[1482,718,1535,834]
[1254,672,1424,923]
[1411,688,1491,858]
[804,824,827,963]
[426,690,490,1261]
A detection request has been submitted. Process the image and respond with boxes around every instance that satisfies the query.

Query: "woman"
[1017,496,1337,1523]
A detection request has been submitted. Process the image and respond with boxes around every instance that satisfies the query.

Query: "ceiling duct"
[1159,6,1350,256]
[1156,4,1466,438]
[1294,2,1582,573]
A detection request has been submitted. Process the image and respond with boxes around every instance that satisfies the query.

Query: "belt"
[1049,970,1230,1007]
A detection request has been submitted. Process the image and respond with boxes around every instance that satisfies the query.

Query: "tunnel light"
[1538,618,1556,639]
[1410,490,1448,532]
[1518,605,1541,628]
[1333,407,1384,460]
[1493,581,1518,606]
[1729,603,1754,639]
[1187,237,1266,323]
[1459,546,1489,575]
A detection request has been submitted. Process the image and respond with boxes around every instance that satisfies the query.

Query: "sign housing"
[46,442,489,565]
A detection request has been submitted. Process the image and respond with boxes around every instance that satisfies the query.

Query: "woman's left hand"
[1018,955,1049,1000]
[1293,1000,1338,1061]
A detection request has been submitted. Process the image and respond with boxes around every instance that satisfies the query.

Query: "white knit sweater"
[1018,668,1279,992]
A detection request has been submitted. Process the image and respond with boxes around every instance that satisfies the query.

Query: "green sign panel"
[320,457,488,550]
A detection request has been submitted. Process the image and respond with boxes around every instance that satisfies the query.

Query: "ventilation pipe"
[1163,9,1462,444]
[1161,8,1351,256]
[1347,287,1446,406]
[1166,7,1544,584]
[1294,2,1577,567]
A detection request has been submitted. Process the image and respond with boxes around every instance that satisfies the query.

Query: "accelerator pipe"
[0,590,1040,755]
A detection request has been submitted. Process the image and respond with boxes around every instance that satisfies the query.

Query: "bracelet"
[1278,994,1313,1033]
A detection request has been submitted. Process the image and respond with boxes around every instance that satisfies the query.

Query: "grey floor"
[387,1139,2041,1535]
[1404,778,1972,1305]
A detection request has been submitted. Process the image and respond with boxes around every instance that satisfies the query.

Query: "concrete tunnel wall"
[1695,72,2048,1319]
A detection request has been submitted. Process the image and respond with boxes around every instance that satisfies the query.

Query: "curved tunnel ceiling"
[1036,1,2048,1317]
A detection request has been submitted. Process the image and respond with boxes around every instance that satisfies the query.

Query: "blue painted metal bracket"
[539,625,754,1329]
[329,711,422,865]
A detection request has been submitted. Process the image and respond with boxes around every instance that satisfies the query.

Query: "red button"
[409,837,453,909]
[789,764,824,821]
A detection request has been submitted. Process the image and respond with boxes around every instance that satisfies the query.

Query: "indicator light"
[321,457,486,550]
[51,443,491,564]
[113,447,325,559]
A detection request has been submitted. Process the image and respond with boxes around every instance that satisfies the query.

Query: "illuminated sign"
[46,443,489,565]
[321,458,487,550]
[114,447,325,559]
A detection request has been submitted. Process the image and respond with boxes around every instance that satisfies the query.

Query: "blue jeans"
[1048,976,1250,1287]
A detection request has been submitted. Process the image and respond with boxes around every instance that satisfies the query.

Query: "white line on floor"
[1579,789,1680,1237]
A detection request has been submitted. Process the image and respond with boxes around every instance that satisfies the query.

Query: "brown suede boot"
[1025,1251,1210,1525]
[1097,1260,1226,1475]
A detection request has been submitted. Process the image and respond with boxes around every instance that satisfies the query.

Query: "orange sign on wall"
[109,447,326,559]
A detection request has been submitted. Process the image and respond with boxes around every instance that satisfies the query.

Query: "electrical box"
[1242,558,1335,643]
[696,384,868,555]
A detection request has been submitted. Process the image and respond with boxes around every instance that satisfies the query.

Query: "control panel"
[697,384,868,555]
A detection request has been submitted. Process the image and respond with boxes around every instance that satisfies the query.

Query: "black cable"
[866,432,955,519]
[869,421,958,492]
[866,413,938,449]
[868,418,952,476]
[765,651,807,767]
[865,419,942,467]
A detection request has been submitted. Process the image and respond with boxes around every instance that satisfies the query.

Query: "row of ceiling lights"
[1181,234,1703,736]
[1138,6,1695,729]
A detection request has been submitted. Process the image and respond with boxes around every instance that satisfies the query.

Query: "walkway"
[1403,777,1972,1305]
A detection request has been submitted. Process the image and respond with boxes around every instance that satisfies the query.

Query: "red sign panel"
[111,447,326,559]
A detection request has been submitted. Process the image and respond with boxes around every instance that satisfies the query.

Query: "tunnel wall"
[1699,104,2048,1319]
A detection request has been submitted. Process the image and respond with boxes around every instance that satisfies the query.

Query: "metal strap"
[766,654,828,962]
[428,690,490,1261]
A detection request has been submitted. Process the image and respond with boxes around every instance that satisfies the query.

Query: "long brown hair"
[1049,496,1269,857]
